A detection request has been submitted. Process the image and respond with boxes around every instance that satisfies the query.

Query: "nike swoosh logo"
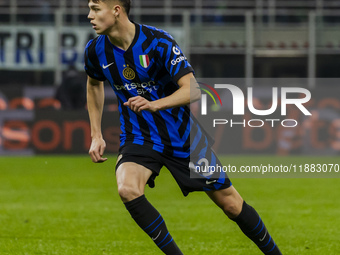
[102,62,114,69]
[152,230,162,241]
[259,230,267,242]
[206,179,217,185]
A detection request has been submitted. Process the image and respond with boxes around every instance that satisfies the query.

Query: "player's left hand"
[124,96,158,113]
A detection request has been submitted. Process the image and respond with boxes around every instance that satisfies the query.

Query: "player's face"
[88,1,116,35]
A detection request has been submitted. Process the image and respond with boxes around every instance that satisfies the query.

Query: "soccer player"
[85,0,282,254]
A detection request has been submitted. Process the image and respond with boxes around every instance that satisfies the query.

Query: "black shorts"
[115,145,231,196]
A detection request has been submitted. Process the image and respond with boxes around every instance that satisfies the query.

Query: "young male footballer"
[85,0,282,254]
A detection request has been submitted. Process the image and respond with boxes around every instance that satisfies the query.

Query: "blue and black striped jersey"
[84,22,211,158]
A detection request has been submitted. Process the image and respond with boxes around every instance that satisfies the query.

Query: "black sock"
[231,201,282,255]
[124,195,183,255]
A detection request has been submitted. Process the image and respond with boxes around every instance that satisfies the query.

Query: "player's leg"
[116,161,152,203]
[206,186,282,255]
[116,161,183,255]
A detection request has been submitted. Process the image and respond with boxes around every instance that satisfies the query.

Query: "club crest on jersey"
[123,65,135,80]
[139,55,150,68]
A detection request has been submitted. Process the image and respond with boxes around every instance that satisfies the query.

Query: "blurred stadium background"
[1,0,340,156]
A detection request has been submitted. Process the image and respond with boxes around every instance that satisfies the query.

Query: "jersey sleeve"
[156,35,194,83]
[84,39,106,81]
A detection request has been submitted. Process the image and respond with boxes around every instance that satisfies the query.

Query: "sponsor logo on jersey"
[113,81,159,95]
[139,55,150,68]
[173,46,181,55]
[102,62,114,69]
[171,56,187,66]
[123,65,135,80]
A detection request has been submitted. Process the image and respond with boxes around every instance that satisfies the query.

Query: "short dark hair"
[118,0,131,16]
[88,0,131,15]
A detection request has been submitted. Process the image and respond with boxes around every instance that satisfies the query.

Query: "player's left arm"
[124,72,200,112]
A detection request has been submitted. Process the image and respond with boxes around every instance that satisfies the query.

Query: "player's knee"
[117,184,142,203]
[222,202,242,219]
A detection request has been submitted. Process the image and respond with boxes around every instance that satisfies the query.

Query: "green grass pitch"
[0,155,339,255]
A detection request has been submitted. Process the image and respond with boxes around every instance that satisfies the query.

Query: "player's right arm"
[87,75,108,163]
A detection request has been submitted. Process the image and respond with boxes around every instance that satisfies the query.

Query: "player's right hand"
[89,137,108,163]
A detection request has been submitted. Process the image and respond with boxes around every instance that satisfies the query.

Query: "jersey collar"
[106,22,140,54]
